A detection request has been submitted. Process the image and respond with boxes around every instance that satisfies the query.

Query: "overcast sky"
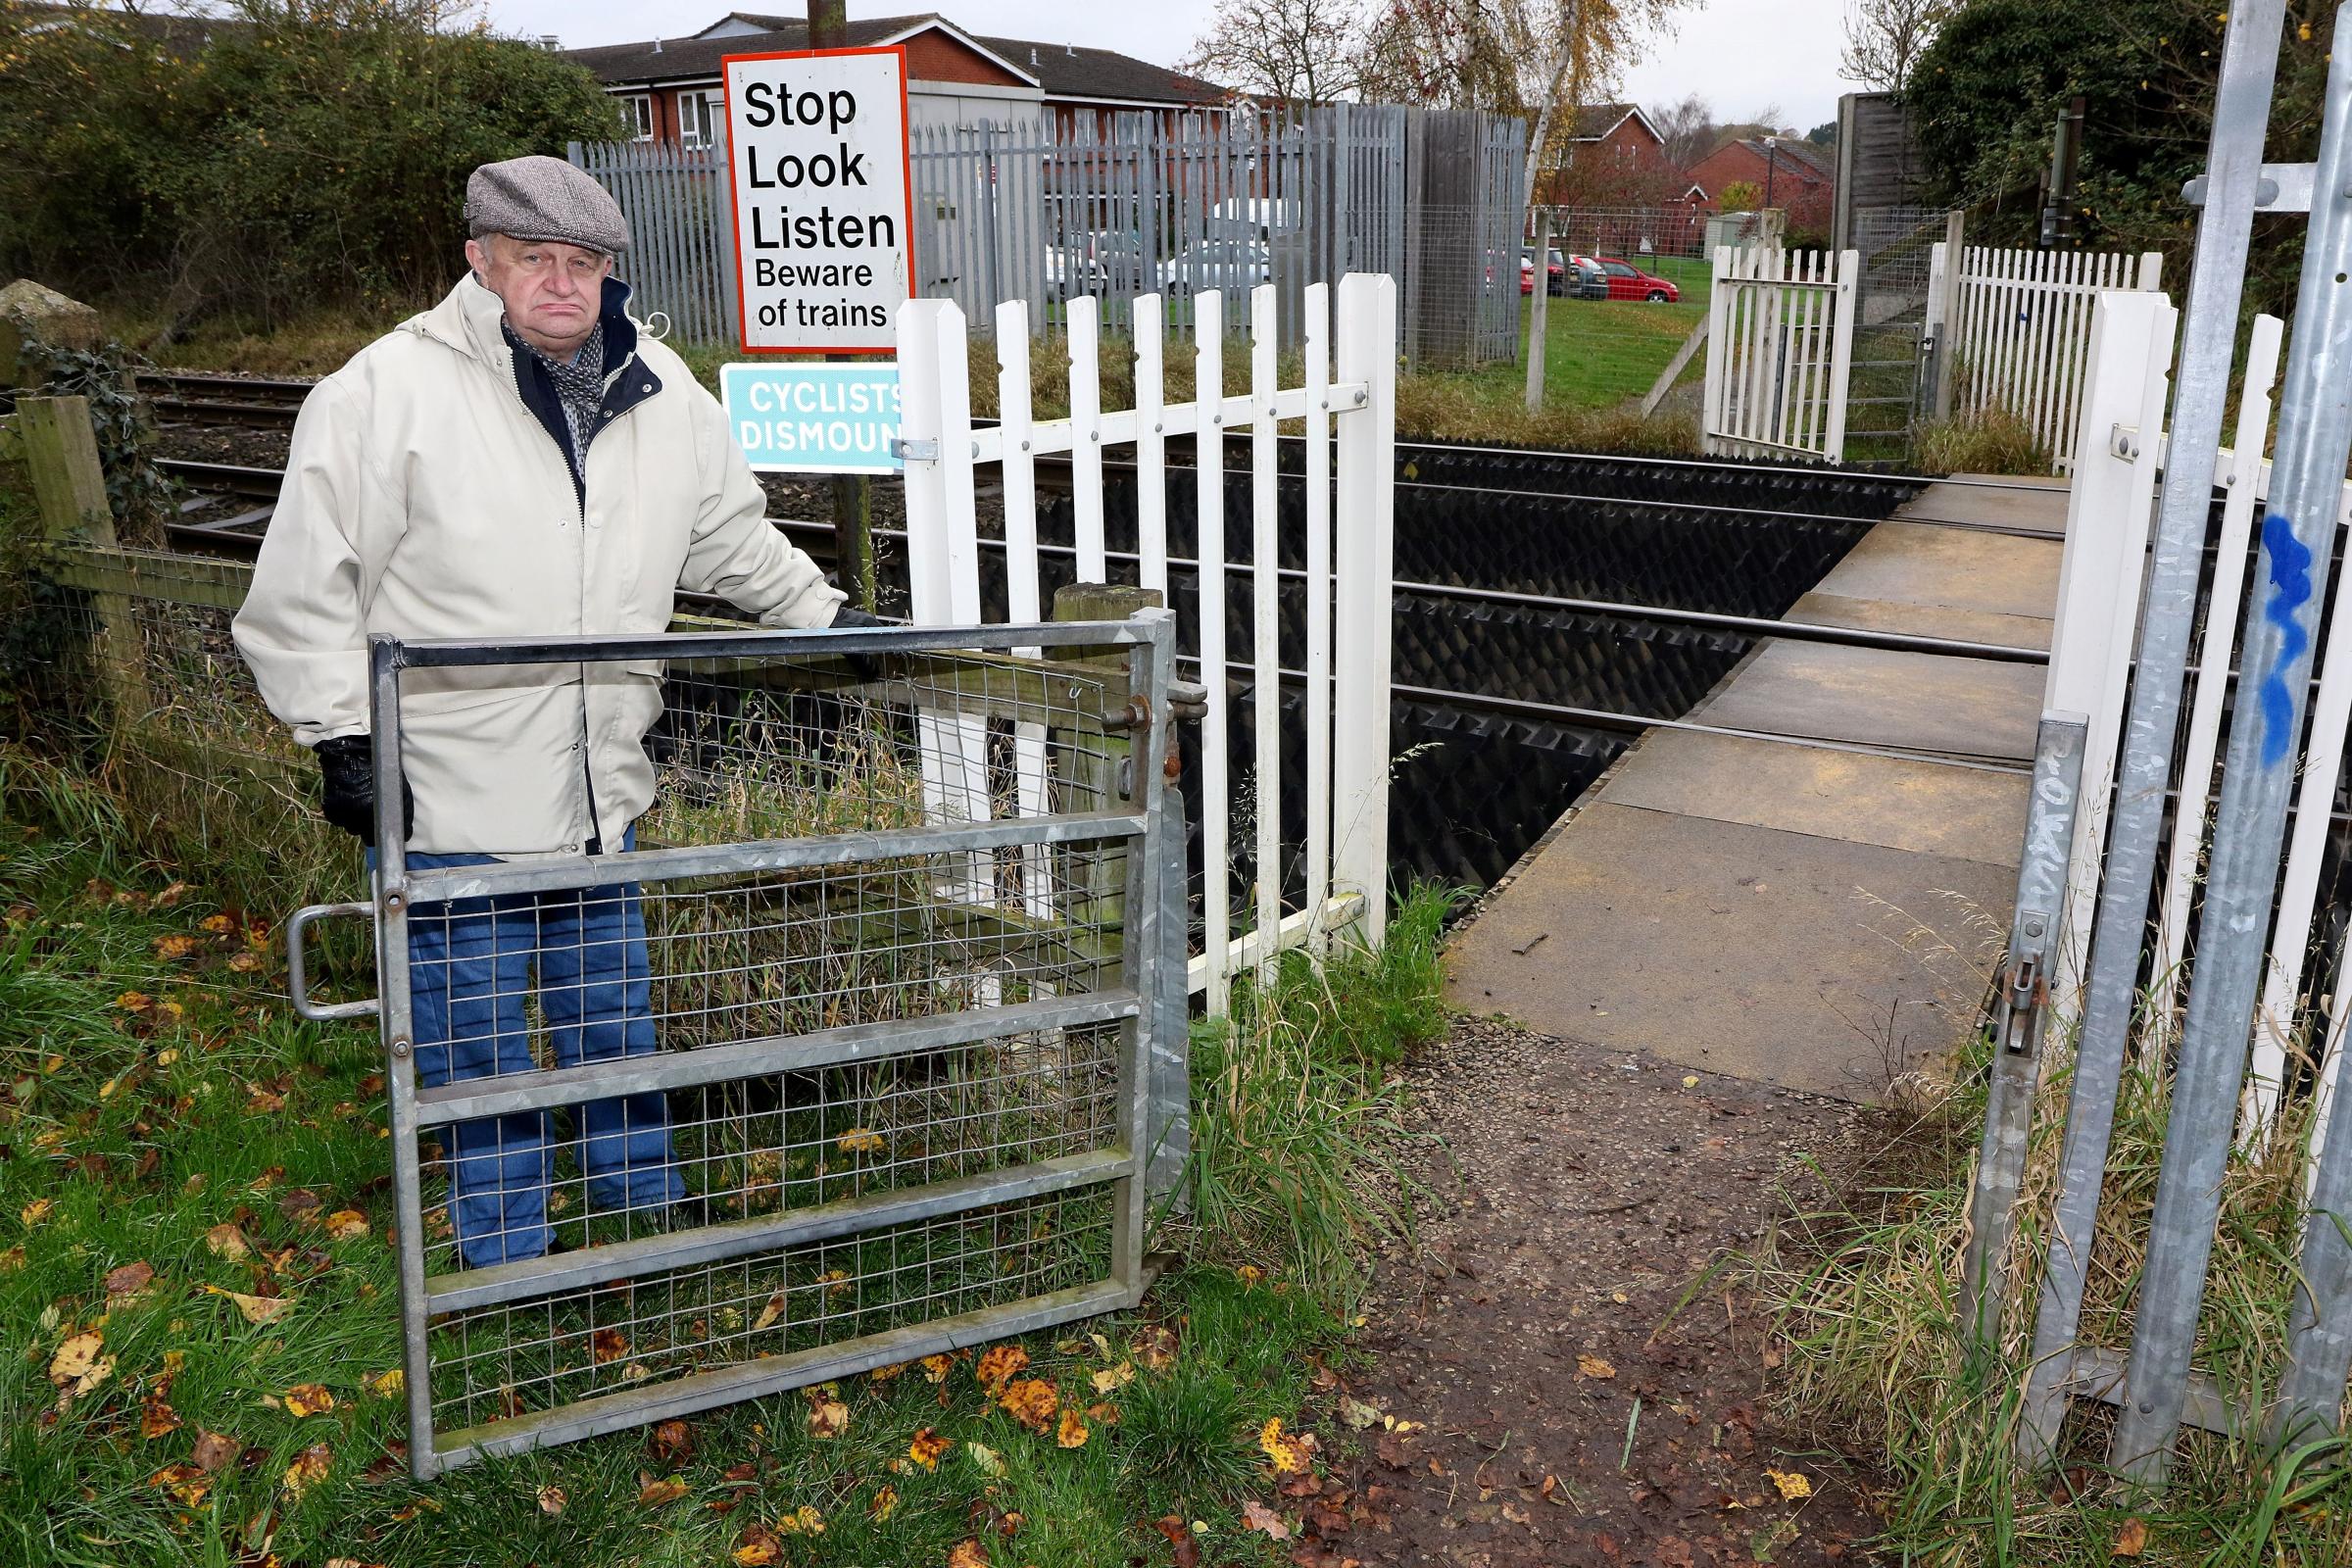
[479,0,1854,133]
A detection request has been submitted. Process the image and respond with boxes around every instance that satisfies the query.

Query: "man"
[234,155,877,1267]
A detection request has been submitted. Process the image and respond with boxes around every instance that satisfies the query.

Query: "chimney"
[539,34,560,50]
[1030,47,1039,66]
[1065,42,1075,55]
[652,36,663,53]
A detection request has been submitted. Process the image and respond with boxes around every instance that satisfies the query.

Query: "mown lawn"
[0,755,1446,1568]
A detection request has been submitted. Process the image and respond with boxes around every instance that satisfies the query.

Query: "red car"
[1592,255,1680,303]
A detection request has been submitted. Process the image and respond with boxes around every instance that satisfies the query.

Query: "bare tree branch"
[1839,0,1949,92]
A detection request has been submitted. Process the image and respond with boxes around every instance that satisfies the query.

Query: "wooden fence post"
[17,394,152,725]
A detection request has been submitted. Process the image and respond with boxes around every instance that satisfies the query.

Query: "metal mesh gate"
[302,616,1179,1476]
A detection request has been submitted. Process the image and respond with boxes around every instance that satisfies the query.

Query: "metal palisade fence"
[572,106,1522,370]
[1700,246,1858,464]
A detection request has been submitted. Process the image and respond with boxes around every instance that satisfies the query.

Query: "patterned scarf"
[508,322,607,467]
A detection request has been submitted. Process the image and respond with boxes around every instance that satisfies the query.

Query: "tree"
[1648,92,1717,169]
[1717,179,1762,212]
[1362,0,1698,214]
[1804,121,1837,145]
[1181,0,1368,108]
[1839,0,1950,92]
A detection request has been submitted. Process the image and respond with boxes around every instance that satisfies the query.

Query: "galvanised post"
[2110,12,2352,1483]
[2017,0,2288,1468]
[368,635,439,1480]
[1960,711,2087,1352]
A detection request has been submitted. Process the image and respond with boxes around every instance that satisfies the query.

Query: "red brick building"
[564,13,1222,148]
[1681,136,1835,238]
[1534,104,1683,208]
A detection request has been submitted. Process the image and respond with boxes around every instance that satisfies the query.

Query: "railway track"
[144,371,312,428]
[148,452,2045,772]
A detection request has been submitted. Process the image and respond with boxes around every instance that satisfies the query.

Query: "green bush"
[0,1,627,324]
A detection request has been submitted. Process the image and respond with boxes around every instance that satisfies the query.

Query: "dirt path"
[1294,1017,1886,1568]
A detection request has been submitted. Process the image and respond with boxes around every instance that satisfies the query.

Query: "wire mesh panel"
[361,616,1176,1476]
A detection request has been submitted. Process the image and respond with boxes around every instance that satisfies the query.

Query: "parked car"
[1562,253,1611,300]
[1592,255,1680,302]
[1157,237,1272,297]
[1520,245,1567,295]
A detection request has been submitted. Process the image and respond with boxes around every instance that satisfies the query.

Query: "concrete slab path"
[1445,479,2068,1099]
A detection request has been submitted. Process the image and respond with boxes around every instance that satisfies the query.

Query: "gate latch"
[1995,951,2048,1056]
[287,901,380,1023]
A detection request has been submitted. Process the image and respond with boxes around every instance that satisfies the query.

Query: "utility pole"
[2039,95,2086,249]
[808,0,877,609]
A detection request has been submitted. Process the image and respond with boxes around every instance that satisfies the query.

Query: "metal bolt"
[1020,439,1031,452]
[390,1036,413,1059]
[383,890,407,912]
[1090,430,1101,442]
[1352,389,1368,406]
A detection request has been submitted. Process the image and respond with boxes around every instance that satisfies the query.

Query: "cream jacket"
[231,274,844,856]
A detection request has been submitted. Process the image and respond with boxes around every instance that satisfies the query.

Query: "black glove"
[315,734,414,848]
[828,603,888,681]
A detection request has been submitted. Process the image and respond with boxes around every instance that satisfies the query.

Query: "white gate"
[1931,242,2164,473]
[1701,246,1859,464]
[894,275,1399,1016]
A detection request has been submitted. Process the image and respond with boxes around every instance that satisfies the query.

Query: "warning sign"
[721,46,913,354]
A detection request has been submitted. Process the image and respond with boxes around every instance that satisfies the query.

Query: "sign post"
[721,40,913,606]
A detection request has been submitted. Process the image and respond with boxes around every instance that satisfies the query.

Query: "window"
[621,93,654,142]
[1604,261,1637,277]
[677,89,718,149]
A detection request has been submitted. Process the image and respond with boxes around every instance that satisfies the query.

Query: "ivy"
[18,333,176,549]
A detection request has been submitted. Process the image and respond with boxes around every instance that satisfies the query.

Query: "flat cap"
[465,155,630,254]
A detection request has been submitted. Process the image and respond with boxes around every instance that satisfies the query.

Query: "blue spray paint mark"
[2259,511,2315,767]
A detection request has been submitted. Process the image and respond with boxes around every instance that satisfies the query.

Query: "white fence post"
[1068,295,1105,581]
[1700,245,1732,457]
[1195,290,1234,1013]
[1250,283,1283,987]
[2040,288,2179,1022]
[1134,293,1168,593]
[1823,248,1858,465]
[1333,272,1396,951]
[1301,282,1335,953]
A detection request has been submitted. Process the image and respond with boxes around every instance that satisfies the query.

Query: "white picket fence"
[1700,246,1859,465]
[894,275,1399,1014]
[2044,286,2352,1152]
[1929,243,2164,473]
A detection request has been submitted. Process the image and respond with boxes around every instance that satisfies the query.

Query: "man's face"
[465,234,612,358]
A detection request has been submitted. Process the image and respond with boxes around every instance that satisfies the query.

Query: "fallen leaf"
[1133,1324,1179,1371]
[205,1285,292,1325]
[191,1429,239,1473]
[537,1483,566,1515]
[637,1475,689,1507]
[1260,1416,1310,1474]
[869,1359,909,1382]
[205,1223,251,1261]
[227,951,263,973]
[592,1327,629,1364]
[1090,1360,1135,1395]
[908,1427,949,1471]
[1237,1263,1265,1285]
[366,1368,404,1398]
[201,913,234,934]
[142,1396,183,1439]
[836,1128,885,1154]
[105,1260,156,1298]
[1766,1468,1813,1502]
[920,1350,961,1383]
[732,1524,782,1565]
[118,990,155,1012]
[753,1291,786,1332]
[806,1396,849,1440]
[1085,1399,1119,1425]
[1240,1498,1293,1541]
[775,1503,823,1537]
[975,1343,1029,1393]
[1000,1378,1059,1433]
[947,1540,990,1568]
[49,1332,105,1387]
[1577,1353,1617,1380]
[156,934,198,960]
[1338,1393,1383,1429]
[966,1441,1005,1476]
[1682,1075,1700,1089]
[22,1198,53,1228]
[284,1384,335,1418]
[323,1210,368,1242]
[0,1247,24,1272]
[2113,1518,2149,1558]
[149,1461,211,1508]
[1056,1406,1089,1448]
[868,1484,899,1522]
[1152,1514,1203,1568]
[281,1442,330,1497]
[649,1418,695,1466]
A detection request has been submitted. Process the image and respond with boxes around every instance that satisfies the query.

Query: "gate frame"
[342,615,1178,1478]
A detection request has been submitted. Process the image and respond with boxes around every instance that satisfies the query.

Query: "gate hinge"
[2182,163,2316,214]
[2109,423,2140,462]
[891,437,940,463]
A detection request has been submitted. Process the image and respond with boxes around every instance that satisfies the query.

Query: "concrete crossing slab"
[1693,640,2043,761]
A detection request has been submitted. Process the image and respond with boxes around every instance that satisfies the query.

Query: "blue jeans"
[385,831,682,1266]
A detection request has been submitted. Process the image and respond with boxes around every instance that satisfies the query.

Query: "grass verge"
[0,747,1448,1566]
[1751,1023,2352,1565]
